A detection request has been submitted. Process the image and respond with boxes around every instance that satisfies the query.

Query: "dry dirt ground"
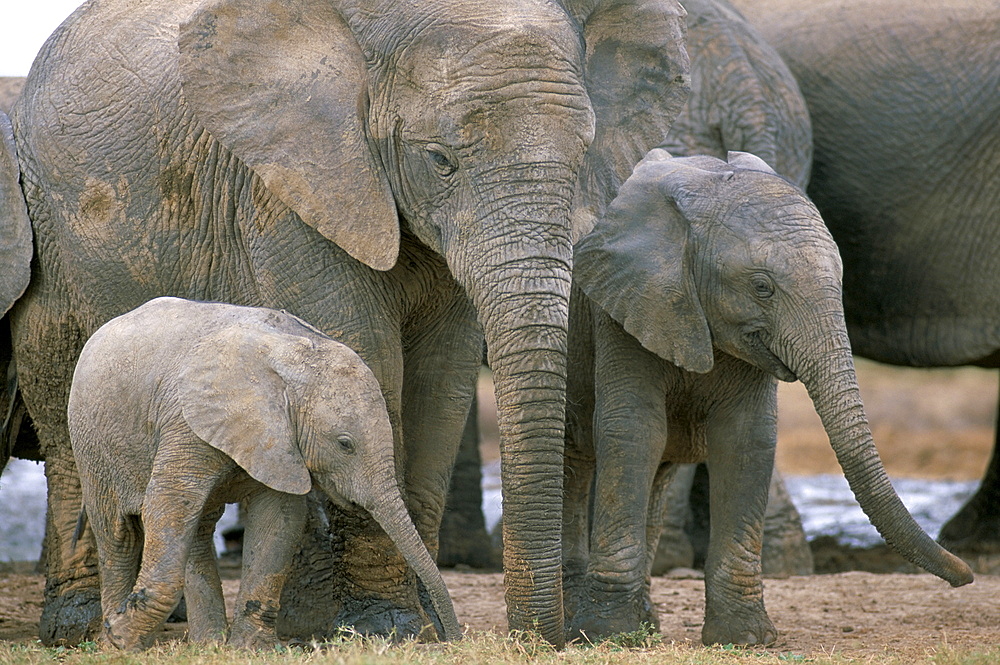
[1,360,998,658]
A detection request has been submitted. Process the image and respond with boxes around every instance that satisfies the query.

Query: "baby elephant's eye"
[336,434,356,454]
[750,273,775,299]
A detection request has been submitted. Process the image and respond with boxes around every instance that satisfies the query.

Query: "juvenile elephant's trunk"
[365,486,463,641]
[449,190,574,646]
[790,315,973,586]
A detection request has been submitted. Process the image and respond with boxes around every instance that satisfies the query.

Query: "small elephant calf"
[69,297,461,650]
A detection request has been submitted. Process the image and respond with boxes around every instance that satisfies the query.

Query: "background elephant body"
[6,0,689,646]
[69,298,460,650]
[731,0,1000,562]
[0,77,24,115]
[563,150,972,646]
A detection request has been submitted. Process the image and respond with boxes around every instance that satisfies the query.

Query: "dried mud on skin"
[2,569,1000,659]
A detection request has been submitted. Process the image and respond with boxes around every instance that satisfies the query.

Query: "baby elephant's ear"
[575,159,714,373]
[179,327,312,495]
[727,151,778,175]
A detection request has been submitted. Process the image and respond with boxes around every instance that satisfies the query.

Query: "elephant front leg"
[184,505,228,645]
[229,491,307,649]
[569,313,668,641]
[701,380,778,647]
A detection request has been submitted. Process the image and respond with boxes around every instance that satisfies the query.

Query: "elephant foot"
[938,499,1000,555]
[39,582,102,646]
[334,599,430,642]
[564,583,659,643]
[701,608,777,646]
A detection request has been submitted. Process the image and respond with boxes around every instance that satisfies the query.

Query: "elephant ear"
[179,326,312,495]
[177,0,399,271]
[575,150,714,373]
[727,150,778,175]
[0,111,32,317]
[567,0,691,242]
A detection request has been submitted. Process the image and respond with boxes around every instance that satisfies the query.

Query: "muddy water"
[0,458,980,561]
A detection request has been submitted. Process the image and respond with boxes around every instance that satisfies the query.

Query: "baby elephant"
[69,297,461,650]
[563,150,972,646]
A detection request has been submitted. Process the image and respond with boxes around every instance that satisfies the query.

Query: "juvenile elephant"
[731,0,1000,564]
[69,298,461,650]
[3,0,689,645]
[439,0,814,574]
[562,150,973,645]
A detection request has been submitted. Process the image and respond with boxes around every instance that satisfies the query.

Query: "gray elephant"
[438,0,815,574]
[0,77,24,115]
[2,0,690,646]
[69,297,461,651]
[562,149,973,646]
[731,0,1000,564]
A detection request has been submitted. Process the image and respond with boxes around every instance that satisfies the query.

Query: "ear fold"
[0,111,32,318]
[567,0,691,241]
[727,150,778,175]
[574,158,714,373]
[178,0,399,271]
[179,327,312,495]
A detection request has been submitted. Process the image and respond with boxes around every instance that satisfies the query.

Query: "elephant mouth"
[744,331,797,382]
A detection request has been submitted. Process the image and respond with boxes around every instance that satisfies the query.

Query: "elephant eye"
[750,273,775,299]
[425,143,458,177]
[336,434,356,455]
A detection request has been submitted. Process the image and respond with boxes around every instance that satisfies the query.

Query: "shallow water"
[0,459,980,561]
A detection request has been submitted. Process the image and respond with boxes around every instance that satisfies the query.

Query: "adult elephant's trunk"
[787,311,973,586]
[364,485,463,642]
[447,185,574,646]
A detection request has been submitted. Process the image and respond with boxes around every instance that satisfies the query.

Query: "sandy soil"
[0,360,997,658]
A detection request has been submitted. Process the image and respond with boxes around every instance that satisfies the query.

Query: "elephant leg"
[105,476,215,650]
[701,380,777,647]
[569,312,667,641]
[438,387,501,570]
[92,512,143,626]
[761,470,814,577]
[229,491,307,650]
[183,504,227,645]
[10,293,101,645]
[649,463,696,575]
[939,384,1000,559]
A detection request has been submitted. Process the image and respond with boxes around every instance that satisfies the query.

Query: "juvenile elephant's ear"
[0,111,32,317]
[727,151,778,175]
[178,0,399,271]
[575,153,714,373]
[179,327,312,495]
[567,0,691,241]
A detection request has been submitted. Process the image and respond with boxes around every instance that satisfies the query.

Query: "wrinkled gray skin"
[563,150,973,646]
[0,77,24,115]
[3,0,689,646]
[732,0,1000,564]
[439,0,814,575]
[69,298,461,651]
[653,0,814,578]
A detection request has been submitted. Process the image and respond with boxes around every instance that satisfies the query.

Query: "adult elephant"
[438,0,816,575]
[0,77,24,115]
[4,0,690,646]
[732,0,1000,563]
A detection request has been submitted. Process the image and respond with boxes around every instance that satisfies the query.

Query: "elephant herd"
[0,0,995,652]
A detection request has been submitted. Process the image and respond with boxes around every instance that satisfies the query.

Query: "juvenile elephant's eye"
[336,434,356,455]
[425,143,458,177]
[750,273,775,299]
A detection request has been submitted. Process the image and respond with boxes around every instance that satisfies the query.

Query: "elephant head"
[178,325,462,641]
[176,0,690,642]
[575,149,973,587]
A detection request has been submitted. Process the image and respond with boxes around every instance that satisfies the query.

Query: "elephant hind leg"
[938,383,1000,562]
[184,505,227,645]
[94,512,144,624]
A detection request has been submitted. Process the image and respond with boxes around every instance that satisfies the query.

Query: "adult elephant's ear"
[575,149,713,373]
[566,0,691,241]
[0,111,32,317]
[180,327,312,496]
[178,0,399,271]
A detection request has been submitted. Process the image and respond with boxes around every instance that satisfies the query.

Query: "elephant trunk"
[448,187,574,646]
[788,314,973,586]
[362,475,463,641]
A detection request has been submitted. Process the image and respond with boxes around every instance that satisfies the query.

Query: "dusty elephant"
[731,0,1000,565]
[438,0,815,575]
[4,0,690,646]
[0,77,24,115]
[563,149,973,645]
[70,297,461,651]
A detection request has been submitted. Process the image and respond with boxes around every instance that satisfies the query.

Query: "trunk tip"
[945,558,974,588]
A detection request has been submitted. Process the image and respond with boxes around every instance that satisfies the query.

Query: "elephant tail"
[72,505,89,554]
